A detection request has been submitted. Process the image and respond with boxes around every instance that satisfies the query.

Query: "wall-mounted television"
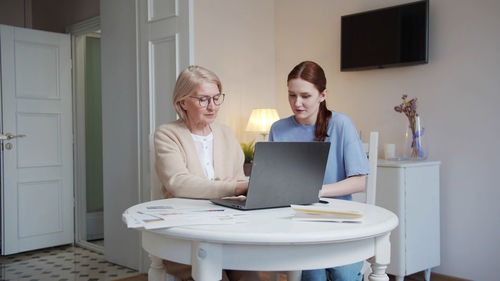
[341,0,429,71]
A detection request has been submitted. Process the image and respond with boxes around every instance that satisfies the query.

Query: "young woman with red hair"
[269,61,369,281]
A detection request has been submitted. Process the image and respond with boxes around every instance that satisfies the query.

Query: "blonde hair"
[173,65,222,121]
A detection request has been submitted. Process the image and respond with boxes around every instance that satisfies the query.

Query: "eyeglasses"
[189,93,225,107]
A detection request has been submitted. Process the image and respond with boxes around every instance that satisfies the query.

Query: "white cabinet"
[376,160,440,281]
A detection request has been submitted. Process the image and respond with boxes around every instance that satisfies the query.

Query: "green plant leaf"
[240,139,255,163]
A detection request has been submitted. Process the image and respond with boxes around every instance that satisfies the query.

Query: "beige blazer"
[154,119,246,199]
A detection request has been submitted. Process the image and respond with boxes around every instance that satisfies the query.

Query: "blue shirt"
[269,111,369,200]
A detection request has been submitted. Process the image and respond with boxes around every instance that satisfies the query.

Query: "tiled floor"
[0,244,446,281]
[0,244,140,281]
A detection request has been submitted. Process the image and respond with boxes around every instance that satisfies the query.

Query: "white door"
[0,25,73,255]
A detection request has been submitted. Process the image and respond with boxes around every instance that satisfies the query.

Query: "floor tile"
[0,245,140,281]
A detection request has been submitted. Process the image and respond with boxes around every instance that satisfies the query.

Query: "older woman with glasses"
[154,65,259,281]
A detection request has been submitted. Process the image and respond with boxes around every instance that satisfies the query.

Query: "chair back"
[352,131,378,205]
[354,132,379,281]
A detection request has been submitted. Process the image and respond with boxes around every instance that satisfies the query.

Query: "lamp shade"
[245,108,280,134]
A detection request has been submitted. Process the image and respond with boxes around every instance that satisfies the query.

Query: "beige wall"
[277,1,500,280]
[193,0,276,142]
[197,0,500,280]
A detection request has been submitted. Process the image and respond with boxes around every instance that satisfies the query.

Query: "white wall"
[278,1,500,280]
[198,0,500,280]
[193,0,276,142]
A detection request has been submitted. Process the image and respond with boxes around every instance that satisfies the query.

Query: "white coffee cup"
[384,143,396,160]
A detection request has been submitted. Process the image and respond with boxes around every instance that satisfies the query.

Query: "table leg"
[148,254,167,281]
[369,263,389,281]
[269,272,280,281]
[269,271,301,281]
[368,233,391,281]
[191,242,222,281]
[424,269,431,281]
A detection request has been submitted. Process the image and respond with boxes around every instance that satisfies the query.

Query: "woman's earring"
[179,100,187,110]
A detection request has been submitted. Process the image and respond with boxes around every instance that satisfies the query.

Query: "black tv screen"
[341,0,429,71]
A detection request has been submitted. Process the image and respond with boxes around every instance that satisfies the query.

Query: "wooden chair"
[148,165,181,281]
[353,131,379,281]
[352,131,379,205]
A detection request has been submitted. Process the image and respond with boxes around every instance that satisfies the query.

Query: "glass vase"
[403,115,427,160]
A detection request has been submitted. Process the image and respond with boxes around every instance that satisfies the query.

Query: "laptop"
[211,142,330,210]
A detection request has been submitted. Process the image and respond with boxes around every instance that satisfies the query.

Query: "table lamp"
[245,108,280,140]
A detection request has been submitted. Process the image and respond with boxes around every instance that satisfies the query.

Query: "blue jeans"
[301,261,363,281]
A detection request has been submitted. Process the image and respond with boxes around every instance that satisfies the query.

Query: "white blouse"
[190,132,214,180]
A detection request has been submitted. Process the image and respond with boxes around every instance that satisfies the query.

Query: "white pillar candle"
[384,143,396,160]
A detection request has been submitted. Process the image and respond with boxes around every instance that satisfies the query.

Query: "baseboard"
[390,272,473,281]
[113,273,147,281]
[431,273,472,281]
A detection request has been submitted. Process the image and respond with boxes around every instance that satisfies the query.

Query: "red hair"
[287,61,332,141]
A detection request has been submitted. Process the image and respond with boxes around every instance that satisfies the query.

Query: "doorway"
[69,17,104,253]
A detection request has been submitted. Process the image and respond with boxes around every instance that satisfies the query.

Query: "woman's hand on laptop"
[223,177,249,196]
[234,181,249,196]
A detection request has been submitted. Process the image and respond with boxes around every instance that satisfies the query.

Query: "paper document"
[123,206,249,230]
[291,203,364,222]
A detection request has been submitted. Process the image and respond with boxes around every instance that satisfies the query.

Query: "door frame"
[67,16,103,254]
[135,0,194,271]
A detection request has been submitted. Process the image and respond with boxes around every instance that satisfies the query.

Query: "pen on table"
[194,209,225,212]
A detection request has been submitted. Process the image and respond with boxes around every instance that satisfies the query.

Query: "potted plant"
[240,140,255,176]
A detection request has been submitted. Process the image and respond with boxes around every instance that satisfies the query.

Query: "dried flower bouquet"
[394,95,424,158]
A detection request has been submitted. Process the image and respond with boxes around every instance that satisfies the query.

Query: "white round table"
[125,198,398,281]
